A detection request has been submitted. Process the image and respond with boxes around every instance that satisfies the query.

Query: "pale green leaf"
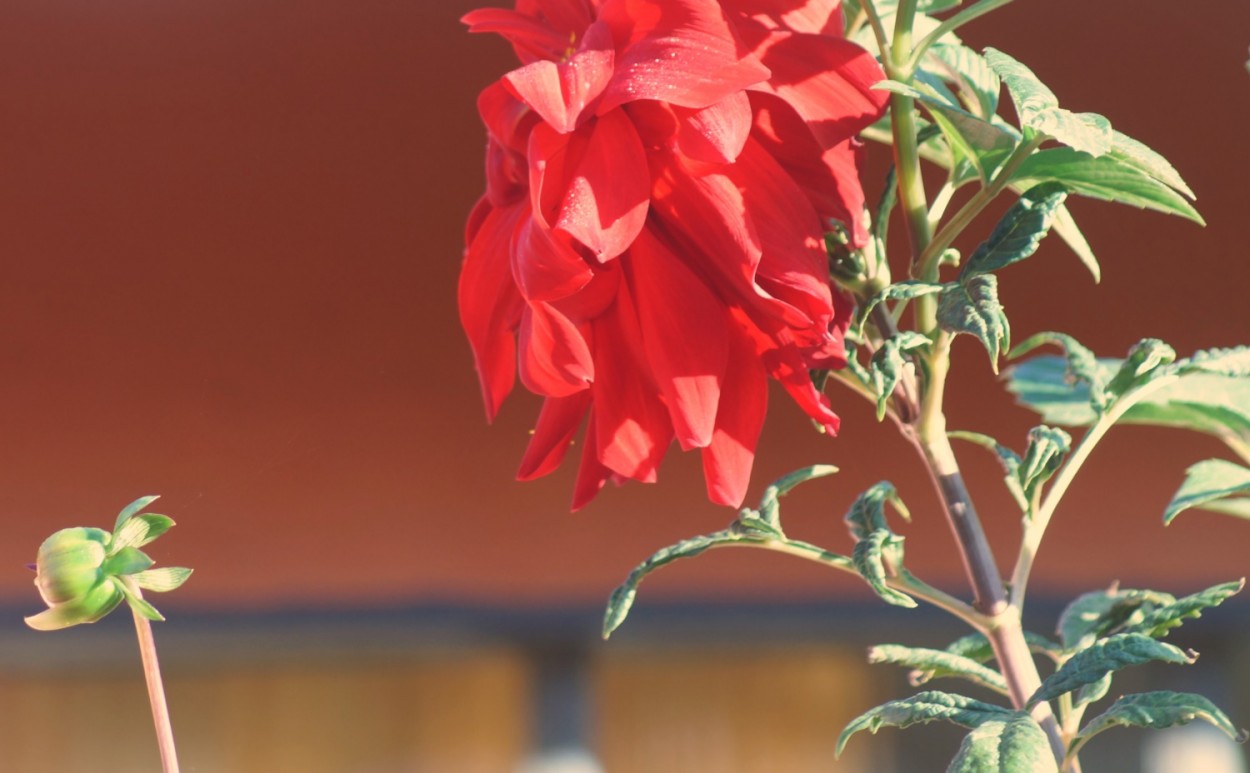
[869,332,931,419]
[948,714,1058,773]
[854,530,917,608]
[1164,459,1250,524]
[130,567,194,594]
[1009,332,1107,412]
[1032,108,1113,157]
[1072,692,1247,757]
[1122,580,1245,638]
[938,274,1010,371]
[1011,148,1204,224]
[114,495,160,532]
[1018,426,1071,503]
[757,465,838,531]
[116,579,166,622]
[845,481,912,539]
[1029,634,1195,707]
[603,532,733,638]
[983,48,1057,127]
[856,281,945,336]
[112,513,175,551]
[1179,346,1250,378]
[929,43,1000,119]
[1050,203,1101,282]
[837,691,1011,757]
[101,546,153,577]
[1105,338,1177,400]
[1057,587,1176,652]
[868,644,1008,694]
[1109,131,1194,199]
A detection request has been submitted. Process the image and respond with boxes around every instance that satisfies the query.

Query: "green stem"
[1009,375,1179,608]
[740,538,985,629]
[907,0,1021,72]
[859,0,893,66]
[915,135,1044,281]
[132,605,180,773]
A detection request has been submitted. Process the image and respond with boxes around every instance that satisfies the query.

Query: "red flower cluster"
[460,0,887,509]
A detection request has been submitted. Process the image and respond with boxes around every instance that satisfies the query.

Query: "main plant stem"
[133,607,180,773]
[884,7,1068,761]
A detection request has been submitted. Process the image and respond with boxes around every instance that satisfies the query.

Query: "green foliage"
[943,631,1062,665]
[1049,204,1100,282]
[1017,426,1071,505]
[837,691,1012,757]
[960,183,1068,279]
[602,467,844,638]
[1071,692,1247,758]
[938,274,1010,370]
[1057,587,1177,651]
[1120,580,1245,638]
[1007,347,1250,463]
[1105,339,1176,399]
[856,281,945,337]
[26,496,191,632]
[869,331,931,419]
[844,483,916,607]
[1164,459,1250,523]
[867,644,1008,694]
[1010,148,1203,224]
[983,48,1110,157]
[928,43,1000,119]
[1028,634,1195,707]
[948,713,1058,773]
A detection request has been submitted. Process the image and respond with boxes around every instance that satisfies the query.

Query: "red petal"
[701,320,769,506]
[749,31,887,148]
[673,91,752,164]
[518,301,595,397]
[750,324,841,433]
[512,214,594,302]
[597,0,771,113]
[551,109,649,263]
[463,7,576,62]
[571,413,612,511]
[722,0,844,37]
[627,227,728,449]
[504,21,615,133]
[460,201,527,421]
[478,80,536,152]
[517,391,593,480]
[591,282,672,481]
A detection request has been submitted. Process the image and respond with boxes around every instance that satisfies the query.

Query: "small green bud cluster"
[26,496,192,631]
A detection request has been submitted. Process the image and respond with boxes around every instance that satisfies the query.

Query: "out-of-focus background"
[0,1,1247,771]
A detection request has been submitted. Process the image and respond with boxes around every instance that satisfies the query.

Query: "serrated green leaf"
[130,567,194,593]
[984,48,1057,127]
[938,275,1010,371]
[1179,346,1250,378]
[1010,148,1204,224]
[854,531,917,608]
[1009,332,1107,412]
[1006,356,1250,463]
[948,713,1058,773]
[868,644,1008,694]
[1071,692,1247,758]
[1057,587,1177,651]
[1108,131,1194,199]
[961,183,1068,279]
[856,281,945,336]
[1074,673,1113,710]
[1032,108,1113,157]
[869,332,930,419]
[1018,426,1071,503]
[1029,634,1195,707]
[1122,580,1245,639]
[603,532,732,638]
[838,691,1012,757]
[1105,338,1177,400]
[756,465,838,531]
[114,495,160,532]
[112,513,176,551]
[929,43,1000,119]
[101,546,154,577]
[1163,459,1250,524]
[845,482,912,539]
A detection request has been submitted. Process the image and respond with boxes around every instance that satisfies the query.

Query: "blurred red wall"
[0,0,1247,614]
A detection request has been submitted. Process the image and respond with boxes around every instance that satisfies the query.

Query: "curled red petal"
[504,21,615,133]
[517,391,593,480]
[673,91,753,164]
[571,413,612,511]
[701,318,769,507]
[518,301,595,397]
[627,227,729,450]
[512,214,594,302]
[551,109,649,263]
[591,281,672,481]
[749,31,888,148]
[597,0,771,113]
[460,201,527,421]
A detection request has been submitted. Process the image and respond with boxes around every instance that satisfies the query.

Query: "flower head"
[460,0,887,508]
[26,496,192,631]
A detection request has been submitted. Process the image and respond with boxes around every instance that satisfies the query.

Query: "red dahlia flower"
[459,0,887,509]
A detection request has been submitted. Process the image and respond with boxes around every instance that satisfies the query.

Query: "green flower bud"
[26,496,192,632]
[32,527,111,605]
